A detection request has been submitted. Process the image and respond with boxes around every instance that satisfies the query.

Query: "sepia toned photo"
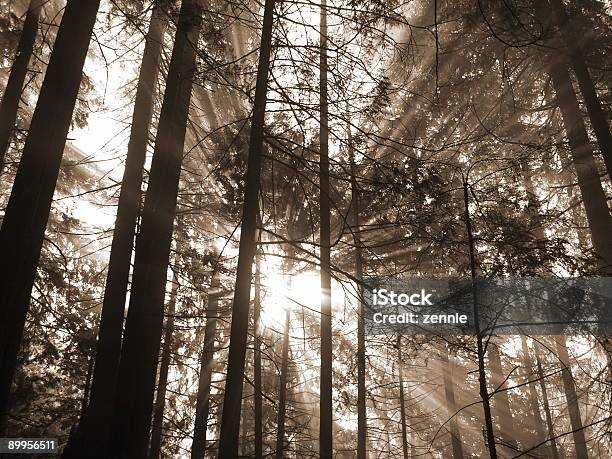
[0,0,611,457]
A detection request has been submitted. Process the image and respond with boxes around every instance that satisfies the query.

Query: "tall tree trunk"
[397,337,409,459]
[441,346,463,459]
[319,0,333,457]
[0,0,42,169]
[462,181,498,459]
[488,341,517,451]
[68,7,168,456]
[348,122,367,459]
[535,0,612,274]
[191,270,221,459]
[80,351,95,421]
[520,336,547,450]
[109,1,203,456]
[149,279,179,459]
[217,0,275,454]
[548,0,612,179]
[0,0,101,434]
[275,310,290,459]
[253,252,263,459]
[550,59,612,273]
[556,336,589,459]
[534,342,561,459]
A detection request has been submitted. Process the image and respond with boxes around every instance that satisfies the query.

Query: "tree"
[319,0,333,456]
[519,336,547,452]
[397,337,409,459]
[149,277,179,459]
[534,0,612,274]
[548,0,612,180]
[556,336,589,459]
[65,5,169,456]
[109,0,203,455]
[253,253,263,459]
[275,309,290,459]
[191,269,221,459]
[349,124,367,459]
[441,346,464,458]
[0,0,42,169]
[0,0,101,433]
[488,341,517,452]
[217,0,276,454]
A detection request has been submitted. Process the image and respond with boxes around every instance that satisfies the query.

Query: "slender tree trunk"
[548,0,612,180]
[0,0,42,169]
[0,0,101,434]
[462,181,498,459]
[68,7,168,457]
[488,341,517,451]
[534,342,561,459]
[441,346,463,459]
[149,279,179,459]
[348,122,367,459]
[109,1,203,456]
[253,251,263,459]
[191,270,221,459]
[520,336,547,449]
[80,352,95,421]
[319,0,333,457]
[275,310,290,459]
[217,0,275,454]
[397,337,409,459]
[556,336,589,459]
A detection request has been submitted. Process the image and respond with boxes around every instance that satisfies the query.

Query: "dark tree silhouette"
[191,269,220,458]
[109,0,203,455]
[0,0,42,168]
[0,0,101,433]
[66,5,169,456]
[319,0,333,456]
[217,0,276,455]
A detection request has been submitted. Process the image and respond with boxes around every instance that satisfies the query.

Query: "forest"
[0,0,611,457]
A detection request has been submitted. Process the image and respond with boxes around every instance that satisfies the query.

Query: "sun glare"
[259,267,322,328]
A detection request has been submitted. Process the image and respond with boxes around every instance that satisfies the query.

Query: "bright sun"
[259,268,322,328]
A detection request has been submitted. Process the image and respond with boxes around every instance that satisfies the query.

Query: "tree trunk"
[349,123,367,459]
[191,270,221,459]
[488,341,517,451]
[69,6,168,456]
[149,279,179,459]
[548,0,612,180]
[319,0,333,457]
[441,346,463,459]
[217,0,275,454]
[520,336,547,450]
[556,336,589,459]
[253,253,263,459]
[109,1,203,456]
[542,15,612,274]
[534,342,561,459]
[80,351,95,421]
[275,310,290,459]
[397,337,409,459]
[462,181,498,459]
[0,0,42,169]
[0,0,101,434]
